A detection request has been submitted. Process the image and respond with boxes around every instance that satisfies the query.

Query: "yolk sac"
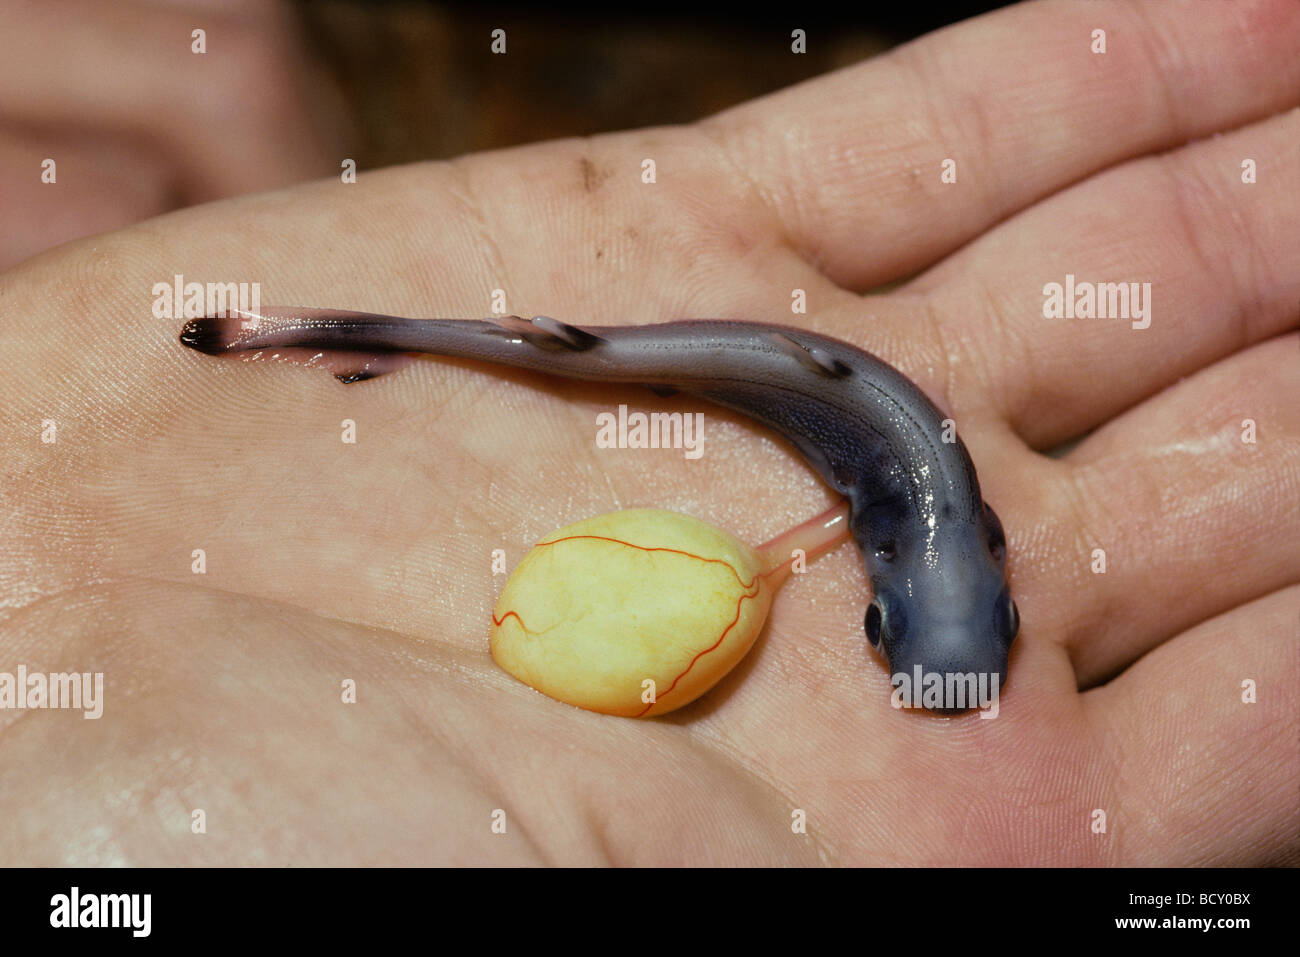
[489,503,850,717]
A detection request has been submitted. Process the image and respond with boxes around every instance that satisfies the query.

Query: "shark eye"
[865,594,907,655]
[865,601,883,648]
[876,541,896,562]
[995,588,1019,644]
[984,502,1007,563]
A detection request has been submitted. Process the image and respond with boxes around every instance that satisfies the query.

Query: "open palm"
[2,0,1296,865]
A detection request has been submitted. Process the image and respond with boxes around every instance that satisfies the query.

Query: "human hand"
[0,0,347,270]
[1,0,1296,864]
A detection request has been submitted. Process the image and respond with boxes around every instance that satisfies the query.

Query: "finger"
[914,104,1300,447]
[0,0,340,199]
[703,0,1300,289]
[1084,586,1300,865]
[1027,334,1299,684]
[0,124,174,268]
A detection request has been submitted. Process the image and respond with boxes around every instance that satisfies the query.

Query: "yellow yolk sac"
[491,509,771,717]
[490,505,848,717]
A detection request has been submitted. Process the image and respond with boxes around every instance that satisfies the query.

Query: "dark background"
[297,0,1015,165]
